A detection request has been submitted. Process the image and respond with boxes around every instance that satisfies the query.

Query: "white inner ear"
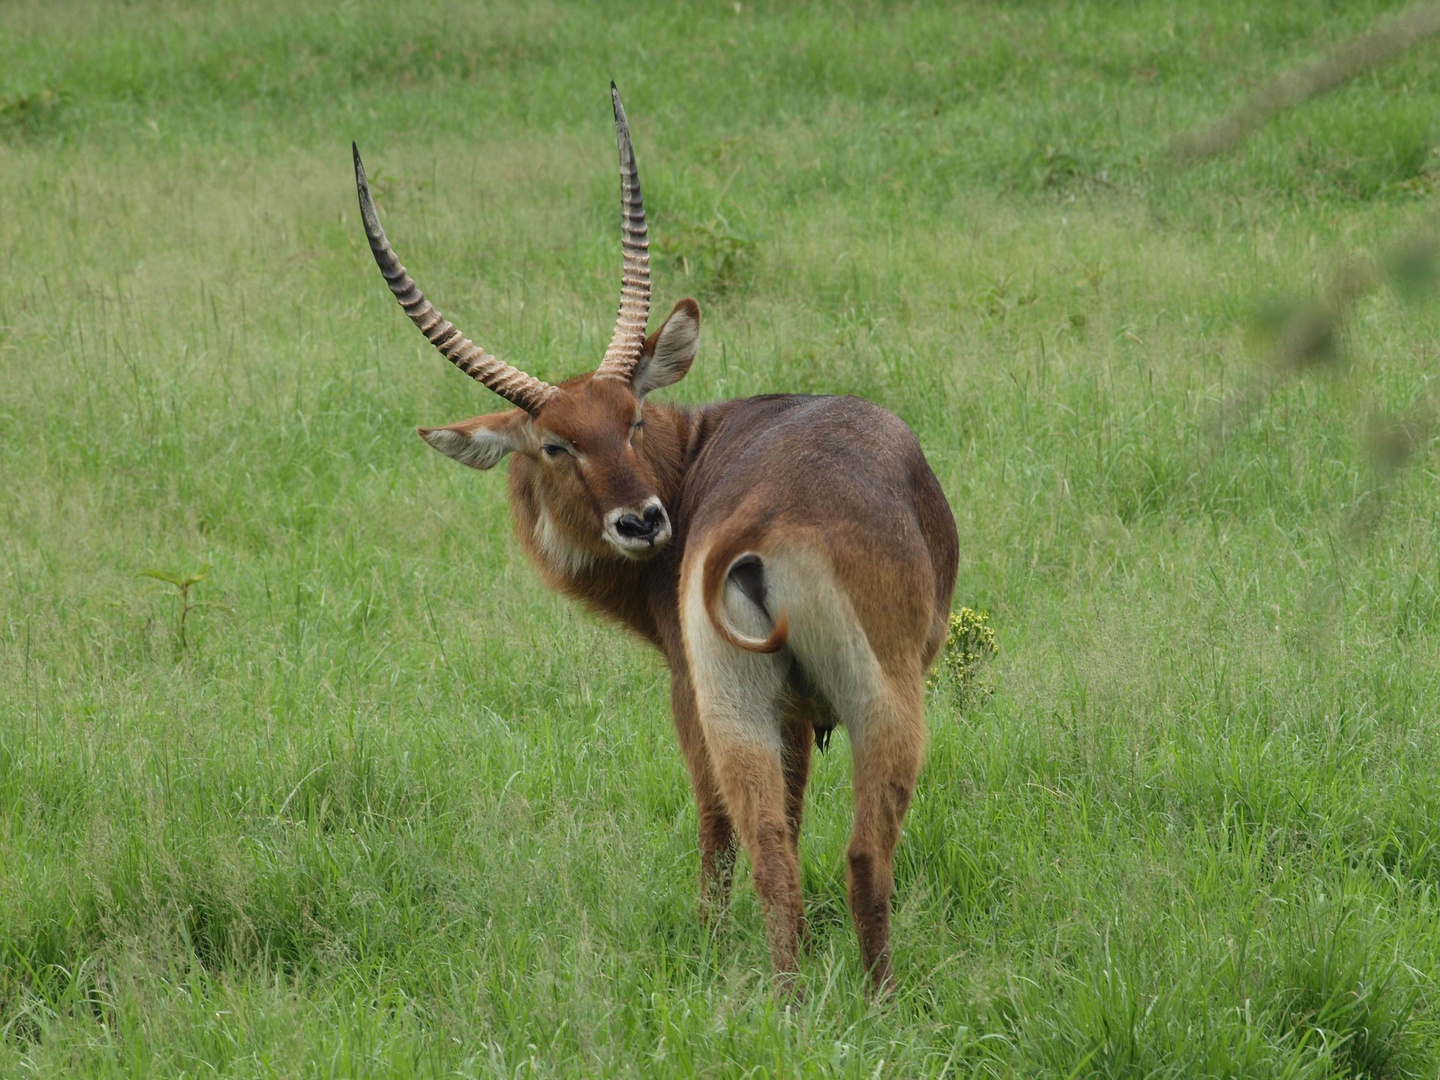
[633,308,699,399]
[421,425,518,470]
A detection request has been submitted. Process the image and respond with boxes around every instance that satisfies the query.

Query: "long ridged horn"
[594,83,652,382]
[353,143,557,414]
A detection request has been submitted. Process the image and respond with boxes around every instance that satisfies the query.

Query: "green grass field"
[5,0,1440,1074]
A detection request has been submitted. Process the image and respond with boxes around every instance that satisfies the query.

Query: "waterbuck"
[352,86,958,990]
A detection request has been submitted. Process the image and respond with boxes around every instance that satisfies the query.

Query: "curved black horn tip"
[352,143,381,235]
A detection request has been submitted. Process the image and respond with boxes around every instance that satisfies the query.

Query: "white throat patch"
[534,503,597,578]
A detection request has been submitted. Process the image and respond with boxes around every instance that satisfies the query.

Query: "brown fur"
[413,302,959,992]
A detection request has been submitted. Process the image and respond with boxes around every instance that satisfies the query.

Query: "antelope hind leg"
[682,560,803,986]
[707,735,805,981]
[845,666,926,991]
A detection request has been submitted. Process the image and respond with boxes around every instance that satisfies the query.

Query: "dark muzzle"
[615,504,666,542]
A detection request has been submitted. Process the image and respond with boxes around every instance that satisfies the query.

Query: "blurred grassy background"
[4,1,1440,1075]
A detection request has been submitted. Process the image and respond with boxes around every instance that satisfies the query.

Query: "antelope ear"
[418,410,533,470]
[632,298,700,399]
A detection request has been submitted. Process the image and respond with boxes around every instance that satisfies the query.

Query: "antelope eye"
[542,444,569,459]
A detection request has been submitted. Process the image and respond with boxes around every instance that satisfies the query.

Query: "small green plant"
[1024,143,1089,189]
[931,607,997,703]
[0,84,70,137]
[655,217,752,295]
[139,565,211,655]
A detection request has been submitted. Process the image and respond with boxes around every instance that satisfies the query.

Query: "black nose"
[616,504,665,541]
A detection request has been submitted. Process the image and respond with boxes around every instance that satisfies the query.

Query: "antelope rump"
[352,85,959,990]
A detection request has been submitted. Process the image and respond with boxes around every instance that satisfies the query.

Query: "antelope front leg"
[780,698,816,948]
[780,697,815,854]
[671,672,736,922]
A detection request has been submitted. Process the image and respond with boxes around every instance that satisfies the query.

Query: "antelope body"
[354,87,958,989]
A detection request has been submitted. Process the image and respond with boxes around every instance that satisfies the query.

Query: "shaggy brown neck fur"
[506,400,700,656]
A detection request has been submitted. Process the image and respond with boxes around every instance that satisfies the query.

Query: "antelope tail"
[701,545,790,655]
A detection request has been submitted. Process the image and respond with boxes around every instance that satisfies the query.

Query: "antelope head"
[354,85,700,562]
